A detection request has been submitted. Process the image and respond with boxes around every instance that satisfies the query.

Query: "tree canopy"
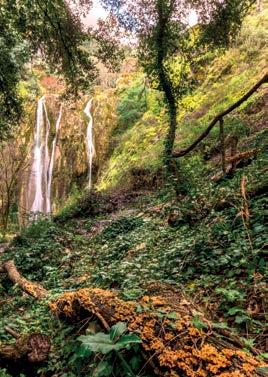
[0,0,96,138]
[100,0,257,170]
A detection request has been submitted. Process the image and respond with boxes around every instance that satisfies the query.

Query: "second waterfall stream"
[84,98,95,190]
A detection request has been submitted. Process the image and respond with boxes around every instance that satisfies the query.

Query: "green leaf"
[130,355,142,371]
[110,322,127,341]
[78,331,141,355]
[212,322,228,329]
[235,315,249,324]
[136,304,143,313]
[93,361,113,377]
[114,334,142,350]
[192,315,208,330]
[166,312,178,320]
[227,307,244,316]
[78,333,115,355]
[75,344,92,358]
[256,367,268,376]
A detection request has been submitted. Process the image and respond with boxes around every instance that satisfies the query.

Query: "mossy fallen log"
[50,288,266,377]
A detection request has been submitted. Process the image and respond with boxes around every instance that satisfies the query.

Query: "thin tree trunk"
[155,0,177,172]
[257,0,263,12]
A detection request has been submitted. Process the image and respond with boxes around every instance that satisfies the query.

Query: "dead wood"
[211,148,260,182]
[4,326,19,339]
[173,73,268,158]
[50,288,265,377]
[0,333,50,363]
[241,175,250,222]
[225,148,260,164]
[219,118,226,173]
[204,134,238,161]
[1,260,47,299]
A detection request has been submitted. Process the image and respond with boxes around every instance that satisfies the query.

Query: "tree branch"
[172,73,268,158]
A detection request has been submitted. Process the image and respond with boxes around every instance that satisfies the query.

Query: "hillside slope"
[96,7,268,192]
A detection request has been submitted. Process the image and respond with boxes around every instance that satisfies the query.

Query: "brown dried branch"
[226,148,260,164]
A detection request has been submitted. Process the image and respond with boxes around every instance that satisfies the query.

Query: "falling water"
[29,96,62,216]
[84,99,95,189]
[47,104,63,213]
[30,96,47,214]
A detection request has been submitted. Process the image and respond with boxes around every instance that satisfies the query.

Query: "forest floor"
[0,139,267,376]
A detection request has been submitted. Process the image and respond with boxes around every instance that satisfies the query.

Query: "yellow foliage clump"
[50,288,265,377]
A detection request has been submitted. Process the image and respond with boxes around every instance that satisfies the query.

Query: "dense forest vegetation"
[0,1,267,376]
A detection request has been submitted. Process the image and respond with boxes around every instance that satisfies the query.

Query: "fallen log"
[204,134,238,161]
[225,148,260,164]
[51,288,265,377]
[1,260,47,300]
[0,332,50,363]
[211,148,260,182]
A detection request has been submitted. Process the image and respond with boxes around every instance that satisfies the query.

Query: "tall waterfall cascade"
[28,96,62,215]
[84,99,95,189]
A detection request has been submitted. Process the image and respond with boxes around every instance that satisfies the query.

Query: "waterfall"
[84,99,95,189]
[28,96,62,216]
[30,96,47,214]
[47,104,63,213]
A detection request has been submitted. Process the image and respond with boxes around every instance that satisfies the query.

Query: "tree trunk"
[155,0,178,175]
[257,0,263,12]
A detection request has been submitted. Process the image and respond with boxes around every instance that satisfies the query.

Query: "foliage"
[115,74,148,136]
[99,217,144,240]
[74,322,142,377]
[98,6,268,191]
[100,0,256,176]
[0,0,96,137]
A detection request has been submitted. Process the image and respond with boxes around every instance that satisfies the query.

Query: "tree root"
[50,288,265,377]
[1,260,47,300]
